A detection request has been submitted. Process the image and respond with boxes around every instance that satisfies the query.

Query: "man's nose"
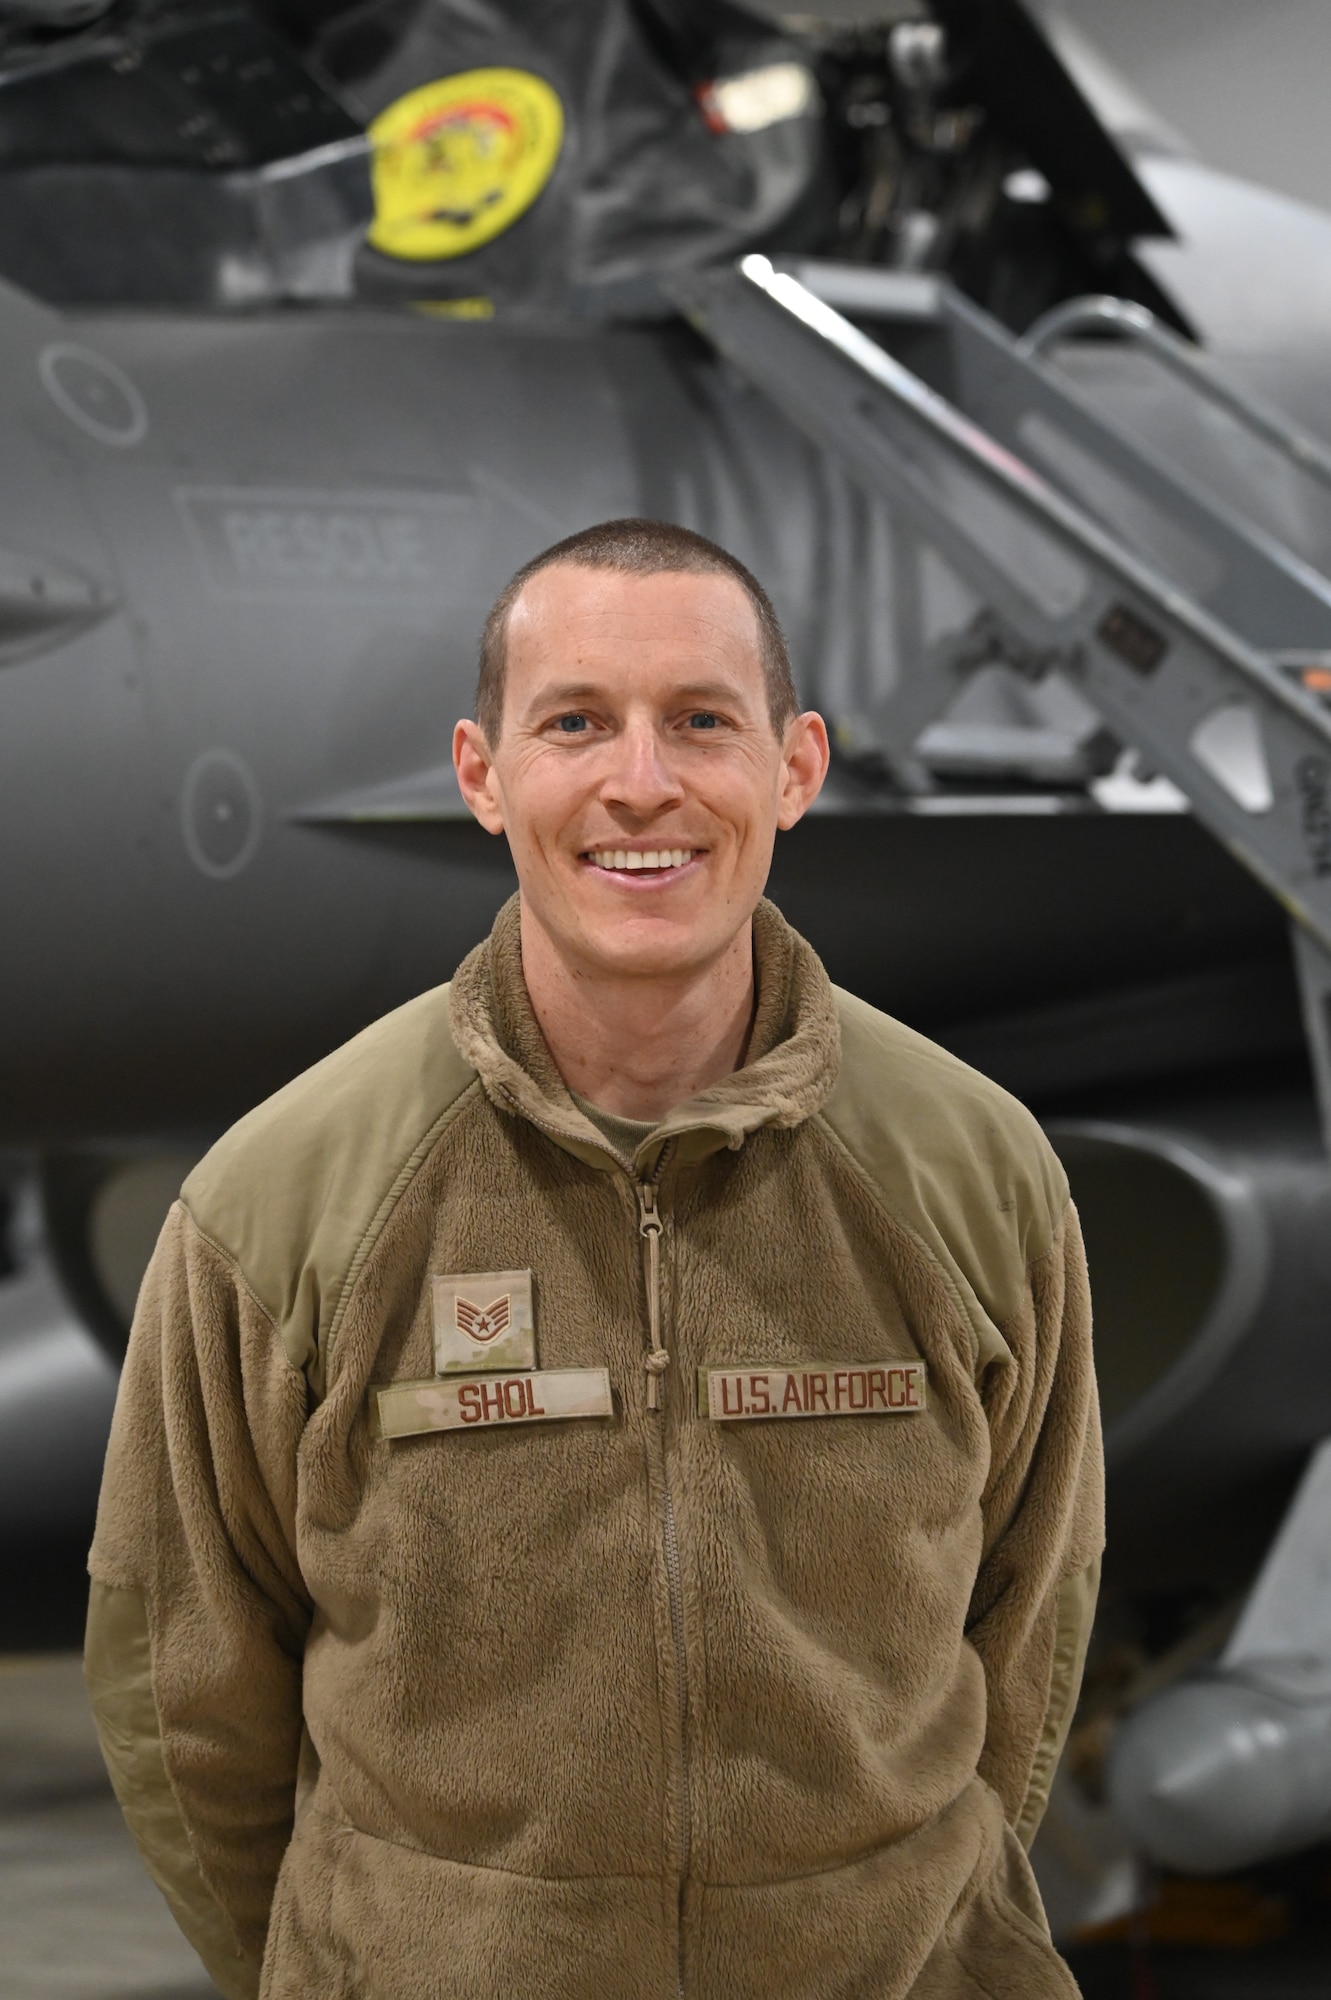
[600,719,685,816]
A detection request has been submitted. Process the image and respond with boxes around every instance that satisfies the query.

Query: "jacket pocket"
[914,1826,1077,2000]
[326,1814,668,2000]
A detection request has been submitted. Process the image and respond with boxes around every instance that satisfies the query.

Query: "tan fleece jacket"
[87,896,1102,2000]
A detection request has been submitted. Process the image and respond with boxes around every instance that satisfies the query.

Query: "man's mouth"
[583,846,700,876]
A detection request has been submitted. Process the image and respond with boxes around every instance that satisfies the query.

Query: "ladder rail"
[942,290,1331,654]
[1020,293,1331,500]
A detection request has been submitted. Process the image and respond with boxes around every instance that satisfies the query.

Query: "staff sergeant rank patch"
[699,1361,927,1422]
[433,1269,536,1373]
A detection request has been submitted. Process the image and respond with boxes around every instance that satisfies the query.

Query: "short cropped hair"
[474,517,798,743]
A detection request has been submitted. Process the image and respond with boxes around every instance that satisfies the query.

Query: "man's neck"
[518,907,756,1121]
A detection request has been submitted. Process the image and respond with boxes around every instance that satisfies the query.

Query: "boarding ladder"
[668,258,1331,1148]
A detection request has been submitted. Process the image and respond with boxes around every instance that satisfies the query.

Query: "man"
[87,518,1102,1999]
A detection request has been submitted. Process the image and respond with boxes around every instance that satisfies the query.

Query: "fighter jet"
[3,0,1331,1928]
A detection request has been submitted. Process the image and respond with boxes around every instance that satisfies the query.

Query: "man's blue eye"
[557,714,588,733]
[689,713,720,729]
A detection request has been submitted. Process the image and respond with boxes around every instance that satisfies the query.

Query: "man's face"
[453,565,828,982]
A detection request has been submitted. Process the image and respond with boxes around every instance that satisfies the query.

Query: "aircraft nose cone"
[1108,1674,1331,1874]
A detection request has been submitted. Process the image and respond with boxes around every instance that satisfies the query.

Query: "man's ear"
[453,719,506,835]
[776,710,831,831]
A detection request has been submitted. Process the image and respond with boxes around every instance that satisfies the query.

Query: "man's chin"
[571,909,733,981]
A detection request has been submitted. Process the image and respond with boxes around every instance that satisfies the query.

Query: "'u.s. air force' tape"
[698,1361,927,1422]
[375,1369,613,1439]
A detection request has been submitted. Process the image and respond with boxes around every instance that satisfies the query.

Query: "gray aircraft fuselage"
[1,283,824,1141]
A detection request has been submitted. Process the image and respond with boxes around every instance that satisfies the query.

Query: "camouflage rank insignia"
[433,1269,537,1373]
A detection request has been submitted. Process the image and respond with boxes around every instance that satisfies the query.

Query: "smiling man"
[87,518,1102,2000]
[451,531,828,1128]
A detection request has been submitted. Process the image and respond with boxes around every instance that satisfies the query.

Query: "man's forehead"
[503,564,767,717]
[507,562,760,646]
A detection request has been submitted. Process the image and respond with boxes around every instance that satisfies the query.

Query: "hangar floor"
[2,1554,1330,1999]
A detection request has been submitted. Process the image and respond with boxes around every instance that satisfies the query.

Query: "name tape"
[376,1368,613,1440]
[699,1361,927,1422]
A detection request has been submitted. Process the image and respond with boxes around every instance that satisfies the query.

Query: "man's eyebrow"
[521,676,755,715]
[521,681,605,712]
[668,680,754,707]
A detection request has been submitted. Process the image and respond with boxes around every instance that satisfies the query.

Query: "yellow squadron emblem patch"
[367,67,565,262]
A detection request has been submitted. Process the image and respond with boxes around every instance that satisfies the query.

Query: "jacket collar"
[448,893,841,1174]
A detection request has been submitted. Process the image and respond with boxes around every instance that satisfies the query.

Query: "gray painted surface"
[1109,1665,1331,1875]
[1056,1,1331,218]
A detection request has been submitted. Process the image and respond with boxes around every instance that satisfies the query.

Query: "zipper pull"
[637,1181,668,1410]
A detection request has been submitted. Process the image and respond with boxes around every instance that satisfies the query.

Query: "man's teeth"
[589,848,696,871]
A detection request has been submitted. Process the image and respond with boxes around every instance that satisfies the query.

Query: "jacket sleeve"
[85,1201,312,1995]
[965,1197,1104,1847]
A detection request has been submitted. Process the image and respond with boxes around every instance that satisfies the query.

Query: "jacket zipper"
[636,1162,691,1998]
